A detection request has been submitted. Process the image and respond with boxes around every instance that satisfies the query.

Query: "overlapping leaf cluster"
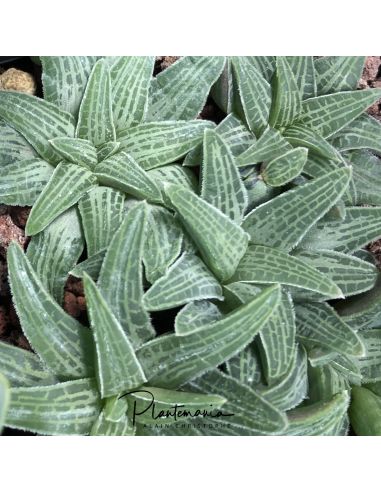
[1,56,381,435]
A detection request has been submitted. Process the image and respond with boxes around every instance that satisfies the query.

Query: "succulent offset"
[1,56,381,435]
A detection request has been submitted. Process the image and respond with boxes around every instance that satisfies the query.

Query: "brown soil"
[360,56,381,120]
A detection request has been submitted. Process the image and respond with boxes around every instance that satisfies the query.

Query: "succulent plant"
[1,56,381,435]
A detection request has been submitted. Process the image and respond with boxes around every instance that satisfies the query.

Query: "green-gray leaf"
[0,121,36,165]
[262,147,308,187]
[70,249,106,281]
[0,373,10,432]
[358,329,381,383]
[285,56,316,99]
[314,56,365,95]
[330,114,381,155]
[49,137,98,170]
[175,300,222,336]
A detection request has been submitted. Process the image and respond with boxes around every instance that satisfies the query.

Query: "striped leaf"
[283,124,340,161]
[98,202,154,348]
[295,302,365,357]
[119,120,212,170]
[184,113,256,168]
[175,300,222,337]
[262,147,308,186]
[269,57,302,128]
[143,205,184,284]
[231,245,343,298]
[358,329,381,382]
[330,114,381,155]
[0,373,10,432]
[143,253,223,311]
[110,56,154,132]
[295,249,378,297]
[78,187,125,257]
[96,141,120,162]
[259,291,296,384]
[137,285,281,389]
[0,158,53,206]
[299,206,381,253]
[91,407,134,436]
[0,92,75,164]
[246,57,276,81]
[95,151,162,203]
[231,57,272,137]
[0,341,57,387]
[210,58,234,114]
[236,126,293,167]
[308,364,349,403]
[185,369,287,435]
[0,121,36,165]
[148,56,225,121]
[147,165,198,194]
[285,391,349,436]
[76,59,116,146]
[125,386,226,426]
[41,56,98,117]
[285,56,316,99]
[260,345,308,412]
[165,184,249,282]
[49,137,98,170]
[7,242,95,379]
[25,162,97,236]
[84,274,147,398]
[27,208,84,303]
[314,56,365,95]
[242,167,351,252]
[70,249,106,281]
[225,344,263,386]
[297,88,381,138]
[350,386,381,436]
[347,150,381,205]
[201,129,248,222]
[5,379,101,436]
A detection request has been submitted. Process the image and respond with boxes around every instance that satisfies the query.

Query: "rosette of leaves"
[0,56,225,302]
[2,56,381,436]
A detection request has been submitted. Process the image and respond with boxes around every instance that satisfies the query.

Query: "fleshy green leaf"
[295,249,378,297]
[185,369,287,435]
[201,129,248,222]
[137,285,281,389]
[143,205,184,284]
[262,147,308,186]
[347,150,381,205]
[25,162,97,236]
[0,121,36,165]
[297,88,381,138]
[96,141,120,162]
[78,187,125,257]
[210,59,234,114]
[98,202,154,348]
[269,57,302,128]
[41,56,98,117]
[298,206,381,253]
[358,329,381,382]
[95,151,163,203]
[175,300,222,336]
[285,391,349,436]
[0,374,10,432]
[0,92,75,164]
[147,164,198,194]
[7,242,94,379]
[148,56,225,121]
[242,167,351,252]
[27,208,84,303]
[330,114,381,155]
[165,184,249,282]
[285,56,316,99]
[314,56,365,95]
[231,57,271,137]
[84,274,147,398]
[0,341,57,387]
[283,124,340,161]
[225,343,263,386]
[260,345,308,411]
[350,386,381,436]
[236,126,292,167]
[119,120,213,170]
[308,363,349,403]
[259,291,296,383]
[0,158,53,206]
[143,253,223,311]
[5,379,101,436]
[110,56,154,132]
[70,249,106,281]
[76,59,116,146]
[49,137,98,170]
[231,245,343,298]
[295,302,365,357]
[90,407,134,436]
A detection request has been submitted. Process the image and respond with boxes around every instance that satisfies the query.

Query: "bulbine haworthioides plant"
[1,56,381,435]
